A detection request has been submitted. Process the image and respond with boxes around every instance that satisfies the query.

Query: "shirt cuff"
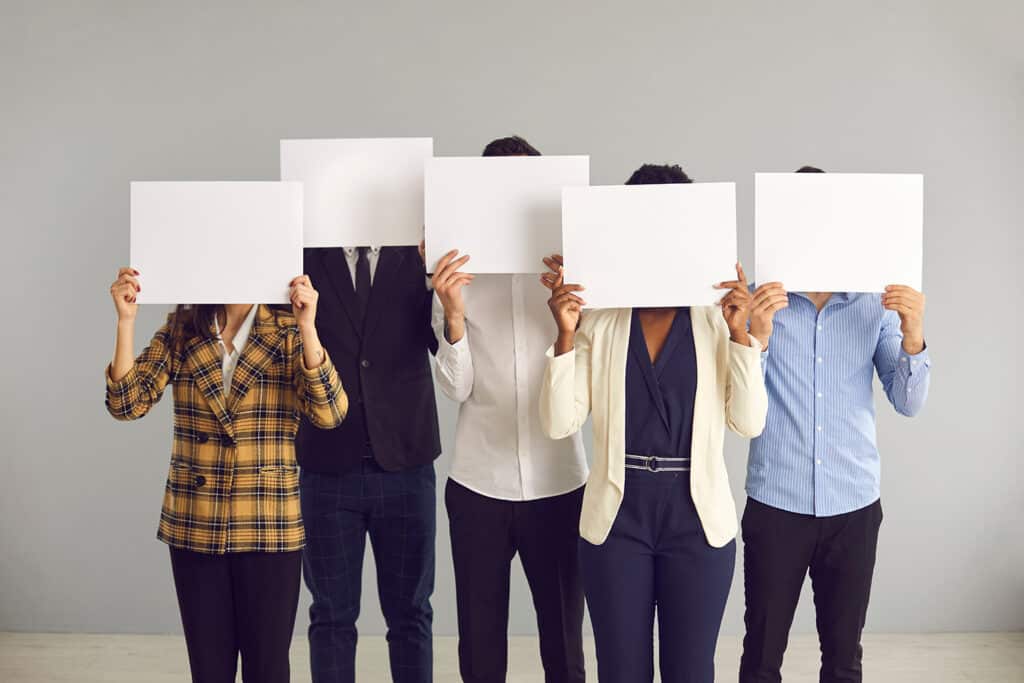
[898,343,930,373]
[439,326,469,353]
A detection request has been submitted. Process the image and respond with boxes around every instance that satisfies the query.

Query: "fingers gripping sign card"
[424,156,590,273]
[561,183,738,308]
[130,182,303,304]
[281,138,433,247]
[754,173,923,292]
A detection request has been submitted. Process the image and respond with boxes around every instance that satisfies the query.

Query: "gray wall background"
[1,1,1021,636]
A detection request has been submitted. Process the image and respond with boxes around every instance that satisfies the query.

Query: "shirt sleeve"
[431,294,474,403]
[874,309,931,417]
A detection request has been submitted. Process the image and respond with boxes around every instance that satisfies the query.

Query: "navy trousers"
[580,468,735,683]
[300,460,436,683]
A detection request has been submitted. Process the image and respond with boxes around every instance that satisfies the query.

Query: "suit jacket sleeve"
[539,323,593,439]
[292,333,348,429]
[105,317,174,421]
[723,320,769,438]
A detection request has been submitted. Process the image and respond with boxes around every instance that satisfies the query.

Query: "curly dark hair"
[482,136,541,157]
[625,164,692,185]
[796,165,825,173]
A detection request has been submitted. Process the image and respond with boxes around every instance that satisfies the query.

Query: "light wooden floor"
[1,632,1021,681]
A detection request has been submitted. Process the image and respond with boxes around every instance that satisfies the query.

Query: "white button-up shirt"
[433,274,588,501]
[213,304,258,395]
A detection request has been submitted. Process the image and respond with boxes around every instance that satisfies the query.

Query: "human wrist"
[902,334,925,355]
[554,330,575,356]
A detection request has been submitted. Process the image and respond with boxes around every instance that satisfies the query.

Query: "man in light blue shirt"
[739,166,932,683]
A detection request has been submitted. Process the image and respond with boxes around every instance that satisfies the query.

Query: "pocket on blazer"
[165,464,224,522]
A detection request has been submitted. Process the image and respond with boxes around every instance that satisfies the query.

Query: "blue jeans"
[300,460,436,683]
[580,468,735,683]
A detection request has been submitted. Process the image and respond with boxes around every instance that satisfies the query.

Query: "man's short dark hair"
[482,136,541,157]
[796,165,825,173]
[625,164,692,185]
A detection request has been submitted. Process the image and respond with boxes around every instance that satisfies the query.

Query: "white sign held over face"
[561,182,738,309]
[130,182,303,304]
[424,155,590,273]
[754,172,923,292]
[281,137,433,247]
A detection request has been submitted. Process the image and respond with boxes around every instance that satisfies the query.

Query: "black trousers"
[169,547,302,683]
[445,479,586,683]
[739,498,883,683]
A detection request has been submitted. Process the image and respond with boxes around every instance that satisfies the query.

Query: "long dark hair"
[168,304,223,352]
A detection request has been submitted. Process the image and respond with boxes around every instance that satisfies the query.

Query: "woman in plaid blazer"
[105,267,347,683]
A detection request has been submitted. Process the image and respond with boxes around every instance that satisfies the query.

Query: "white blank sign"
[755,173,923,292]
[281,138,433,247]
[424,156,590,273]
[130,182,303,304]
[562,183,738,308]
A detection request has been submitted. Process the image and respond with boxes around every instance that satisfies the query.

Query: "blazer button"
[196,432,209,444]
[194,475,206,488]
[223,437,235,448]
[360,359,371,368]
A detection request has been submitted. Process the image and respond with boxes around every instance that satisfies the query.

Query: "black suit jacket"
[296,246,441,473]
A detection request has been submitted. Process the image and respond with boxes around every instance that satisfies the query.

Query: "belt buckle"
[647,456,658,472]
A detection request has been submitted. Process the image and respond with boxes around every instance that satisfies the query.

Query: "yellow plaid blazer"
[106,305,347,554]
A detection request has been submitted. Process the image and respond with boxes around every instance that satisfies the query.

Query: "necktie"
[355,247,372,319]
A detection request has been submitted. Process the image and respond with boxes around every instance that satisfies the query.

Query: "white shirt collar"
[213,305,259,394]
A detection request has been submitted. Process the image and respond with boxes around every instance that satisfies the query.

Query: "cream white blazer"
[539,306,768,548]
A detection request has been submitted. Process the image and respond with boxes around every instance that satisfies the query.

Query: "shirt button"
[816,459,822,465]
[361,359,370,368]
[816,425,823,431]
[816,357,823,363]
[817,325,823,331]
[816,392,823,398]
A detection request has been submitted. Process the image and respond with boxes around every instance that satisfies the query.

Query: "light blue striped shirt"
[746,292,931,516]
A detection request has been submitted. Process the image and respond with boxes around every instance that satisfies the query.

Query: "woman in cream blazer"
[538,165,781,682]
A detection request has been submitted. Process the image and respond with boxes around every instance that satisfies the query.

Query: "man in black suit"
[297,244,440,683]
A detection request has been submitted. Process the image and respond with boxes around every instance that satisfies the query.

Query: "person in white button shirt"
[431,135,588,683]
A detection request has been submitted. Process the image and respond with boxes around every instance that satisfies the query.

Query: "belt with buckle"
[624,454,691,472]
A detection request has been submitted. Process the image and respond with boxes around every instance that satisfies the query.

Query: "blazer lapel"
[226,305,285,414]
[688,307,712,477]
[606,308,632,493]
[319,248,363,339]
[362,247,406,340]
[185,334,235,439]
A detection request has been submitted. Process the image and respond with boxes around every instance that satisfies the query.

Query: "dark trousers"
[580,469,735,683]
[300,460,436,683]
[169,547,302,683]
[739,497,883,683]
[445,479,586,683]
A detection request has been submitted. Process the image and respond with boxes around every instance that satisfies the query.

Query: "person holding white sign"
[105,269,347,683]
[297,243,441,683]
[539,164,776,683]
[432,136,589,683]
[739,166,932,683]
